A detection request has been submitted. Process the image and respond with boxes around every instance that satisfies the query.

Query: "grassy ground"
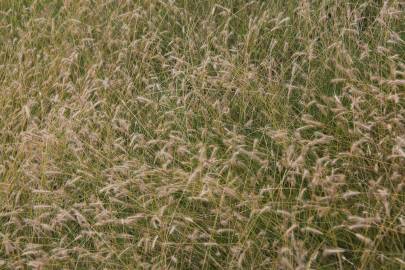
[0,0,404,269]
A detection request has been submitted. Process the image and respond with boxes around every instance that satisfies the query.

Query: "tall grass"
[0,0,404,269]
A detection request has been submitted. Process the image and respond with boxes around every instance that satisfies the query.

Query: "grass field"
[0,0,404,269]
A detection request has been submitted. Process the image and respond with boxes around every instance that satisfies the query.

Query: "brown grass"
[0,0,404,269]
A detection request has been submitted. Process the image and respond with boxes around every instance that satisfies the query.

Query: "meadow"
[0,0,404,269]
